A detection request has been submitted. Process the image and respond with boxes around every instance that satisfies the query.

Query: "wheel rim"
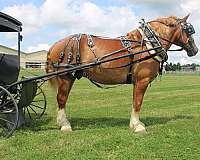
[0,86,19,138]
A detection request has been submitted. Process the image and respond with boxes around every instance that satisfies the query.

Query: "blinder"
[182,23,195,36]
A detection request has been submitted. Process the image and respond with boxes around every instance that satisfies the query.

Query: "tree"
[191,63,196,71]
[177,63,181,71]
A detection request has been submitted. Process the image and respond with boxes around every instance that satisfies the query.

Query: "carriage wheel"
[23,86,47,120]
[12,82,47,121]
[0,86,18,138]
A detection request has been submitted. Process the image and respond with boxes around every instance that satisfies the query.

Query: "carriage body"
[0,12,46,138]
[0,12,22,85]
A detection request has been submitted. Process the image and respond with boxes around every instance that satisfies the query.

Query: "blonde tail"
[46,50,58,91]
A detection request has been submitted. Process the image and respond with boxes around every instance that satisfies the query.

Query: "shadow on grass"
[71,115,193,130]
[141,115,193,127]
[71,117,129,130]
[18,114,58,132]
[18,115,193,132]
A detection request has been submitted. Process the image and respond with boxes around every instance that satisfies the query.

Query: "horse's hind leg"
[57,77,74,132]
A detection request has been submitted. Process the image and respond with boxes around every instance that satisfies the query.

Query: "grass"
[0,70,200,160]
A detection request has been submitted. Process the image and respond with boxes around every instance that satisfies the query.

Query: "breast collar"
[138,19,168,63]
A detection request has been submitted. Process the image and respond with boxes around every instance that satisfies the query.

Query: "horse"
[46,15,198,133]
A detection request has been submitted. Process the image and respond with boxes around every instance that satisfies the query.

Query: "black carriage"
[0,12,46,138]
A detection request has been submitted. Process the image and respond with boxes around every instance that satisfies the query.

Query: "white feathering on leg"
[130,110,146,133]
[57,108,72,131]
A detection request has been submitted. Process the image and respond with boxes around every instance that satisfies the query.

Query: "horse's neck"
[126,29,141,42]
[153,25,177,50]
[126,26,178,50]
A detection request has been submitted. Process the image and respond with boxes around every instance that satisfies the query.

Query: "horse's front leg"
[130,78,149,133]
[57,77,74,132]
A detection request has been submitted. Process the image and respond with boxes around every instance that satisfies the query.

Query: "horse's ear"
[181,14,190,22]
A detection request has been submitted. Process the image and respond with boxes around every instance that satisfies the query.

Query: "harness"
[56,28,166,83]
[120,36,134,84]
[138,19,168,75]
[55,18,194,86]
[56,34,83,80]
[86,35,135,84]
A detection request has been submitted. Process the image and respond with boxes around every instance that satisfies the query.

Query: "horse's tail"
[45,48,58,90]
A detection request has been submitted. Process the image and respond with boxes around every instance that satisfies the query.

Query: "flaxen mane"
[155,16,178,26]
[126,16,178,40]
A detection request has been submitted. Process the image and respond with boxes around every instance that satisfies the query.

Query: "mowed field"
[0,71,200,160]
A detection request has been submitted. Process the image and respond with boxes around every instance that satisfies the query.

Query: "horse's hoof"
[61,126,72,132]
[134,124,146,134]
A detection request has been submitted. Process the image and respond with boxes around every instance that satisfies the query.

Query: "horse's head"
[150,15,198,57]
[175,15,198,57]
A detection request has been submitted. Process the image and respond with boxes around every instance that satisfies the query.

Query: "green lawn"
[0,71,200,160]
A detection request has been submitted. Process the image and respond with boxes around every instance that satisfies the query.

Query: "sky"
[0,0,200,64]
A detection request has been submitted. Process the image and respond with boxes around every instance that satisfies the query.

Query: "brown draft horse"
[46,15,198,133]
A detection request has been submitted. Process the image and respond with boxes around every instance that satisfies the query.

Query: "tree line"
[165,63,200,71]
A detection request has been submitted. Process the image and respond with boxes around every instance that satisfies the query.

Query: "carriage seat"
[0,53,20,85]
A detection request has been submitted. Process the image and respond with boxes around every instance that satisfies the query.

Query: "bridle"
[148,19,195,51]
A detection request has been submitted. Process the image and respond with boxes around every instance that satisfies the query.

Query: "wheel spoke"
[0,111,17,114]
[26,107,32,119]
[0,100,13,108]
[32,99,44,103]
[0,117,15,125]
[38,82,45,88]
[29,106,38,115]
[30,103,44,110]
[35,91,42,96]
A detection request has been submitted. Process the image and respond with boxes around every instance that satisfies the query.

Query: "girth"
[120,36,134,84]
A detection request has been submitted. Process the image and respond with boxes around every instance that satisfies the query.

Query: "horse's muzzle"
[185,38,198,57]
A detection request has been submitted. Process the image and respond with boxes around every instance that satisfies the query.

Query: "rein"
[54,46,163,68]
[155,34,184,51]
